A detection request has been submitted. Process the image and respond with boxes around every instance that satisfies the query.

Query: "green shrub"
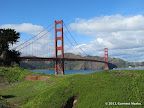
[0,66,32,83]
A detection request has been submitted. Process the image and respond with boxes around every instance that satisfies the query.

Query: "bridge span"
[20,57,109,64]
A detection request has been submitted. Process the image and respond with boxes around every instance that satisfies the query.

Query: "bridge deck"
[20,57,109,64]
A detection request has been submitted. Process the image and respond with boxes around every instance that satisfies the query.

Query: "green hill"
[0,67,143,107]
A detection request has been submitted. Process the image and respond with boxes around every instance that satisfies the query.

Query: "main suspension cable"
[63,22,88,56]
[57,24,83,56]
[14,21,55,49]
[17,27,54,51]
[63,32,83,56]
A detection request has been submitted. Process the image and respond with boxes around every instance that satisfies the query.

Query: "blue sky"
[1,0,144,25]
[1,0,144,62]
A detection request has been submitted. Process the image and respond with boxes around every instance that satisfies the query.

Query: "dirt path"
[25,76,50,81]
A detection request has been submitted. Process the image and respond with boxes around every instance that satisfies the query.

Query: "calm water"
[31,67,144,75]
[31,69,103,75]
[113,67,144,70]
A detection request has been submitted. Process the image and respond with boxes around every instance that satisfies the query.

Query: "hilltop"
[20,53,144,70]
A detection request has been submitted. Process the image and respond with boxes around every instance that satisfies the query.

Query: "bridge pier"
[104,48,109,70]
[55,20,64,75]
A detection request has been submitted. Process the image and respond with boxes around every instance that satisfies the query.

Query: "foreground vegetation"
[0,67,47,83]
[0,67,144,107]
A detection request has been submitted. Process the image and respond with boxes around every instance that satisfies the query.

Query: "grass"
[0,67,144,108]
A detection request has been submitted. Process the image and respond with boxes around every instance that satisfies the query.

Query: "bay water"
[31,67,144,75]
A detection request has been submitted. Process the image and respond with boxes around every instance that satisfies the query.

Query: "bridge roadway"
[20,57,109,64]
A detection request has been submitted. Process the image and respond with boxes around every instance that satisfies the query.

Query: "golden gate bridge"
[14,20,109,75]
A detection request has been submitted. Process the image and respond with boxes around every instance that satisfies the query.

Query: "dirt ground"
[25,76,50,81]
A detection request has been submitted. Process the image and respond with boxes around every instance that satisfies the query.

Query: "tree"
[0,29,20,66]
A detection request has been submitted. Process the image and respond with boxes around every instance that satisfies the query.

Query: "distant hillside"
[20,53,144,70]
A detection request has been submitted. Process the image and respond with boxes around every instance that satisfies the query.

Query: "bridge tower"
[104,48,109,70]
[55,20,64,75]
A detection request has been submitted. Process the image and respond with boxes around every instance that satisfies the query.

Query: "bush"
[0,66,32,83]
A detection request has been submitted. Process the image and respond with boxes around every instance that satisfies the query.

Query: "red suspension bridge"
[15,20,110,75]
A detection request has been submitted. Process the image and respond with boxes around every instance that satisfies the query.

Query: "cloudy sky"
[1,0,144,62]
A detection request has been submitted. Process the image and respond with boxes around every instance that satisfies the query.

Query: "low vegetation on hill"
[0,67,32,83]
[0,67,143,107]
[0,67,50,84]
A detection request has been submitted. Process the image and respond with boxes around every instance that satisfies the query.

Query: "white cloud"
[68,15,144,62]
[70,14,144,33]
[0,23,44,35]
